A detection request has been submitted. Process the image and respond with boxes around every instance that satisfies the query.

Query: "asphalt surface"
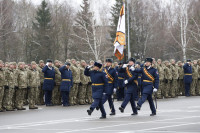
[0,96,200,133]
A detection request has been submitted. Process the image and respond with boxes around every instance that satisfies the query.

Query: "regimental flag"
[114,2,126,61]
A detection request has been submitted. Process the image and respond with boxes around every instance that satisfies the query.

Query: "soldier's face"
[10,65,14,69]
[32,64,36,69]
[66,65,70,69]
[93,66,99,70]
[19,64,24,69]
[48,62,52,67]
[171,60,175,64]
[81,62,86,66]
[40,63,44,67]
[90,62,94,66]
[157,60,161,64]
[55,62,59,67]
[0,63,3,67]
[145,62,151,66]
[106,62,112,67]
[128,61,134,66]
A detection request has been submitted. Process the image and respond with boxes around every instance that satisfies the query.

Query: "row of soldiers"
[0,59,95,112]
[149,59,200,98]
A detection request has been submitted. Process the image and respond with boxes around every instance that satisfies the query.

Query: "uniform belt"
[138,76,141,78]
[185,73,192,75]
[62,79,71,81]
[45,78,53,80]
[143,80,153,83]
[92,83,104,86]
[118,77,124,79]
[108,81,113,83]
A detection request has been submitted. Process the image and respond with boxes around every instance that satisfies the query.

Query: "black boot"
[96,106,100,111]
[150,112,156,116]
[119,107,124,113]
[87,109,93,115]
[136,105,141,110]
[99,116,106,119]
[109,112,116,115]
[131,112,138,116]
[29,106,38,109]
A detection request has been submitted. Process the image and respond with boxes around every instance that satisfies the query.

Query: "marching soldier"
[79,60,88,105]
[15,62,28,110]
[42,59,55,106]
[0,60,5,112]
[191,60,198,96]
[115,62,125,101]
[3,62,15,111]
[170,59,179,98]
[118,58,138,115]
[85,62,108,119]
[52,60,62,105]
[37,60,45,105]
[59,62,73,106]
[183,60,192,97]
[177,61,184,96]
[164,61,172,98]
[136,58,159,116]
[27,61,40,109]
[102,58,118,116]
[157,59,164,99]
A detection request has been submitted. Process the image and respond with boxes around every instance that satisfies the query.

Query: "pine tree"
[32,0,52,61]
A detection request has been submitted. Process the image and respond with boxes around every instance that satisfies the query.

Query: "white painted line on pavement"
[56,116,200,133]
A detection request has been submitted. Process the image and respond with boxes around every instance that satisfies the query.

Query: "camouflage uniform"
[3,63,15,111]
[52,60,62,105]
[197,59,200,95]
[191,62,198,96]
[27,61,40,109]
[164,62,172,98]
[69,59,80,105]
[156,62,164,99]
[78,60,88,105]
[15,62,28,110]
[177,62,184,96]
[37,60,45,105]
[0,60,5,111]
[170,63,179,98]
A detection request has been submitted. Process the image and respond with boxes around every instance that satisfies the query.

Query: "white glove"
[114,88,117,93]
[46,62,49,66]
[130,66,135,71]
[103,93,106,95]
[124,80,128,85]
[122,64,128,68]
[153,88,157,92]
[87,65,92,69]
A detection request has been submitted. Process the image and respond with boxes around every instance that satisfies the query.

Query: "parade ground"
[0,96,200,133]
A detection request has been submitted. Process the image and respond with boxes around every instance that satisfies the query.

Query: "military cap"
[90,60,94,63]
[136,62,141,65]
[97,60,102,63]
[81,60,86,63]
[94,62,102,68]
[46,59,52,63]
[13,62,17,66]
[145,58,153,63]
[31,61,37,65]
[118,62,122,65]
[54,60,59,63]
[18,62,23,66]
[66,59,71,62]
[186,59,191,62]
[106,58,113,63]
[65,62,71,66]
[39,60,44,64]
[128,58,136,63]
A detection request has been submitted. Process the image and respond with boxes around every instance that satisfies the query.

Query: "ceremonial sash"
[104,68,114,83]
[126,67,138,85]
[143,67,155,82]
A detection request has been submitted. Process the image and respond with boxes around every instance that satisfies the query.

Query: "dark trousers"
[90,98,106,116]
[61,91,69,106]
[137,93,156,114]
[121,93,137,113]
[117,87,124,100]
[44,90,52,105]
[102,94,115,113]
[185,83,191,96]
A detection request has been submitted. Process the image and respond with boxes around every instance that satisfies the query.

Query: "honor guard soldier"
[115,62,125,101]
[84,62,108,119]
[183,60,192,97]
[42,59,55,106]
[102,58,118,116]
[135,58,159,116]
[59,62,73,106]
[118,58,138,115]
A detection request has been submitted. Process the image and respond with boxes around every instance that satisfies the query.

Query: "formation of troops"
[0,58,199,119]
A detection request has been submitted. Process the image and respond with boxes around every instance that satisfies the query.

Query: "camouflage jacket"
[15,68,28,88]
[27,69,40,87]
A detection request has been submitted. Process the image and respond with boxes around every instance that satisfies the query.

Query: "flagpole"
[127,0,131,59]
